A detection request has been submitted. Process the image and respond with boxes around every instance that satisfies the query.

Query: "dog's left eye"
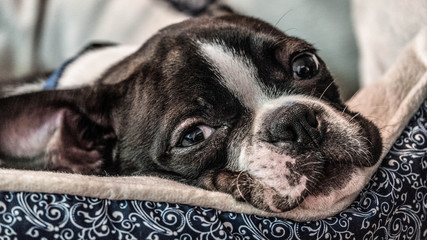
[291,53,319,80]
[178,125,215,147]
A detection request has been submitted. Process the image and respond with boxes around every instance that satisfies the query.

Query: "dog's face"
[0,14,382,216]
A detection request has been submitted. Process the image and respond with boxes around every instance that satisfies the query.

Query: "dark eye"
[178,125,215,147]
[291,53,319,80]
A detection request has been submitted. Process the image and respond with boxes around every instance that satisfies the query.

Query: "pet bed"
[1,29,427,240]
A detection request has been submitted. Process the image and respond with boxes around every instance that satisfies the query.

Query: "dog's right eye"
[178,125,215,147]
[291,52,319,80]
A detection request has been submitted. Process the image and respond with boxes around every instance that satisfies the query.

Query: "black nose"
[267,103,323,146]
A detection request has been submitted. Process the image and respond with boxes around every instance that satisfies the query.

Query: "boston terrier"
[0,12,382,215]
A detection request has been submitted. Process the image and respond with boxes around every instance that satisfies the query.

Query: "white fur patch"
[58,45,138,88]
[198,41,270,110]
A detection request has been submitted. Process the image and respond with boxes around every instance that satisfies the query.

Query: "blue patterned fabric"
[0,100,426,239]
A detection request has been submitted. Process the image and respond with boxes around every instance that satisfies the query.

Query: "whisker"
[236,171,249,203]
[274,9,292,27]
[303,187,313,196]
[349,112,360,122]
[267,9,294,41]
[342,105,348,114]
[319,81,335,101]
[283,27,297,34]
[305,176,321,191]
[298,161,322,168]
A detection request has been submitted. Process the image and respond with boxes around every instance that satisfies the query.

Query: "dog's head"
[0,14,382,218]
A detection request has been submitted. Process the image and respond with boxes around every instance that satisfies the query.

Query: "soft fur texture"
[0,27,426,222]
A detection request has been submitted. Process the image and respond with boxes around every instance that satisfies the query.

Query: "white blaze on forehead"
[198,41,269,110]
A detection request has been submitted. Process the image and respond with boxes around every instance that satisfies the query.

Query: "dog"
[0,10,382,215]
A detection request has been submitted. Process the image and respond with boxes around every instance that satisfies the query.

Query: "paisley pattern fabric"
[0,100,426,239]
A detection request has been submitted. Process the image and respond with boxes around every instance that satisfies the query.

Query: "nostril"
[282,126,297,142]
[305,111,319,129]
[269,121,297,142]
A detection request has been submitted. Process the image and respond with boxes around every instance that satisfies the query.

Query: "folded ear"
[0,86,118,174]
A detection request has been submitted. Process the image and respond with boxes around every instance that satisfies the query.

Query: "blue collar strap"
[43,58,75,90]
